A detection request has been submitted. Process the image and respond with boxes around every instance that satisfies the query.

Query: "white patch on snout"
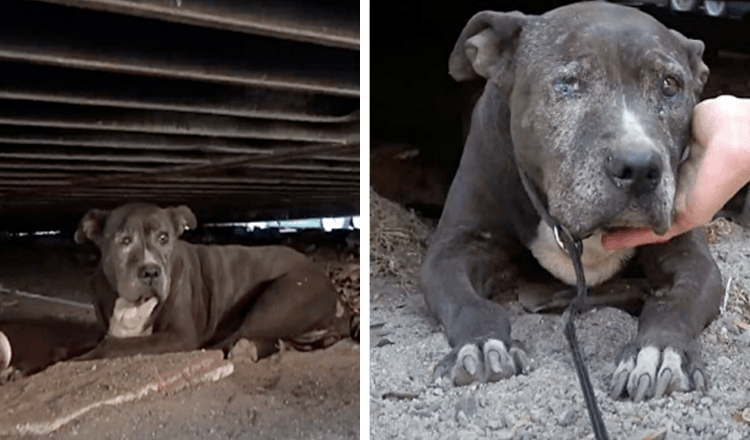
[622,107,655,146]
[109,297,158,338]
[144,249,159,265]
[528,222,635,286]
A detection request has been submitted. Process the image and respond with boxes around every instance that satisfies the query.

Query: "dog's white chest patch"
[528,222,635,286]
[109,297,158,338]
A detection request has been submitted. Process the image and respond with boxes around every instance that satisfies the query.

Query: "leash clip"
[553,224,583,257]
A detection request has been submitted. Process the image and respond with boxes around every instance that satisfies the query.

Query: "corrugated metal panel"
[0,0,359,231]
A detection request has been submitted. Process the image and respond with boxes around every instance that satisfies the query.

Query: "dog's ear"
[670,30,709,94]
[170,205,197,236]
[75,209,110,245]
[449,11,530,89]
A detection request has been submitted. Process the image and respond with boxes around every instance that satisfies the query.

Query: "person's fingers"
[602,227,670,250]
[602,211,699,250]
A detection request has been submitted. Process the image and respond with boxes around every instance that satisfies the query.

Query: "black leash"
[515,160,610,440]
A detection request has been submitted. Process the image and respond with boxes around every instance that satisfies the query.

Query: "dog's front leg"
[421,233,532,386]
[611,228,723,401]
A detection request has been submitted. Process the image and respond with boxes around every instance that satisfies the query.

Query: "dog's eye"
[662,75,681,97]
[120,236,132,246]
[554,77,580,96]
[158,232,169,244]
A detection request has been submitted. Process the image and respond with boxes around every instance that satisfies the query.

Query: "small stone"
[228,338,258,362]
[700,397,713,406]
[376,338,394,348]
[727,323,740,335]
[558,409,577,427]
[704,333,718,345]
[690,416,709,433]
[487,415,507,430]
[494,429,514,440]
[456,410,469,426]
[709,405,724,419]
[727,430,742,440]
[455,396,479,418]
[717,356,732,368]
[456,430,479,440]
[737,331,750,348]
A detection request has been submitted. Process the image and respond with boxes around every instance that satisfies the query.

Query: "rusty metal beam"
[0,0,360,229]
[0,101,359,142]
[0,161,359,174]
[0,143,358,199]
[0,0,359,97]
[0,62,358,122]
[0,173,359,186]
[0,126,299,154]
[0,148,206,164]
[31,0,359,50]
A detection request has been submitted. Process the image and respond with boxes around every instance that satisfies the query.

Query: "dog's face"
[75,203,197,305]
[449,3,709,238]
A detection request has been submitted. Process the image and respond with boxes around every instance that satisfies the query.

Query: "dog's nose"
[138,264,161,286]
[606,149,663,195]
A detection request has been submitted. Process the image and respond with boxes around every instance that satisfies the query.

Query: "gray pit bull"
[421,2,723,402]
[74,203,352,360]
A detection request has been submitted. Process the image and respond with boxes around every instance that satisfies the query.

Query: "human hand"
[603,95,750,250]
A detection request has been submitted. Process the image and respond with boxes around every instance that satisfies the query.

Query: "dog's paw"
[610,344,706,402]
[433,338,532,386]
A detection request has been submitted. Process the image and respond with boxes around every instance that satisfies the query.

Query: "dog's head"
[75,203,197,304]
[450,2,709,238]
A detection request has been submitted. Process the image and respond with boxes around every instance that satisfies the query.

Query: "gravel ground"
[370,218,750,440]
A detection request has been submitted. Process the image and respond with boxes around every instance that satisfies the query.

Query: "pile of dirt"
[1,342,359,440]
[329,263,361,338]
[370,188,431,289]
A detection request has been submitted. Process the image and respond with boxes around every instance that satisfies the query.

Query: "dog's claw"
[484,339,515,381]
[487,348,502,372]
[612,344,703,401]
[654,368,671,399]
[633,375,651,402]
[462,353,478,376]
[454,344,482,386]
[693,369,706,392]
[509,346,532,374]
[610,365,631,399]
[437,338,530,387]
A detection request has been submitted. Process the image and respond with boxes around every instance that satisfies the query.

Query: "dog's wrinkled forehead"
[526,7,687,71]
[103,204,174,238]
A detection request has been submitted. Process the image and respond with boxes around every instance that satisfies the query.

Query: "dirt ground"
[370,196,750,440]
[0,234,360,440]
[370,50,750,440]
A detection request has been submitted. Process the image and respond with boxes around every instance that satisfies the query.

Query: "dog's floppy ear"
[449,10,530,89]
[75,209,110,244]
[169,205,197,236]
[670,29,709,94]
